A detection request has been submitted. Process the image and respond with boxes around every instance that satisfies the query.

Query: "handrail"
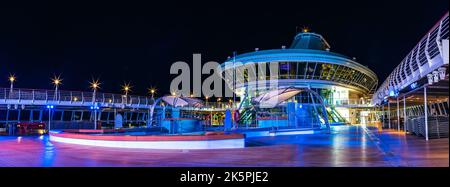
[373,12,449,105]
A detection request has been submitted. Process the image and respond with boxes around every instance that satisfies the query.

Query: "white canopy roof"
[253,88,302,108]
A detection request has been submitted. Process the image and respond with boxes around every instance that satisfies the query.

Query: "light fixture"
[302,26,309,33]
[432,71,439,83]
[8,74,16,83]
[427,74,434,85]
[438,67,446,80]
[89,79,101,90]
[121,82,132,95]
[52,75,62,86]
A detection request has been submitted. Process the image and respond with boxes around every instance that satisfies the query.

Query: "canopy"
[161,96,204,107]
[253,88,302,108]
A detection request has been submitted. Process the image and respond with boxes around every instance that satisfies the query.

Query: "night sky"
[0,1,448,96]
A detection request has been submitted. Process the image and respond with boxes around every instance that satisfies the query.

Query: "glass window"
[289,62,297,79]
[313,63,322,79]
[334,66,348,81]
[257,63,266,81]
[279,62,289,79]
[329,65,340,81]
[319,63,333,80]
[305,62,316,79]
[297,62,307,79]
[344,68,356,82]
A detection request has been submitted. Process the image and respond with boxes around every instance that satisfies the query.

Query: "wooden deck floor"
[0,126,448,167]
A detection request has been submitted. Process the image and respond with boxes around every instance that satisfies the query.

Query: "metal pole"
[48,108,51,132]
[94,108,97,130]
[403,96,407,133]
[424,86,428,141]
[232,51,237,128]
[147,108,150,127]
[93,89,97,130]
[388,101,391,129]
[55,85,58,101]
[381,104,384,129]
[397,97,400,131]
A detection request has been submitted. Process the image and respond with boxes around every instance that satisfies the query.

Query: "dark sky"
[0,1,448,96]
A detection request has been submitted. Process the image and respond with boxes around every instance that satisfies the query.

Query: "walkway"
[0,126,447,167]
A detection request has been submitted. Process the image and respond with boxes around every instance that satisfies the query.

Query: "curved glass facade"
[219,32,379,127]
[222,61,377,93]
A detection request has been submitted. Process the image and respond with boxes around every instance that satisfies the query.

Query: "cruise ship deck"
[0,125,447,167]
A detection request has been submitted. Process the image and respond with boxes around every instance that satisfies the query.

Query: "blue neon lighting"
[410,82,418,89]
[90,106,100,110]
[389,90,395,97]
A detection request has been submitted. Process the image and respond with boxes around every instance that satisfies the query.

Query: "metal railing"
[373,12,449,104]
[0,87,154,108]
[326,99,373,107]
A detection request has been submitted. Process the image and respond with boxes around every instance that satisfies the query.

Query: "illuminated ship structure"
[219,31,379,130]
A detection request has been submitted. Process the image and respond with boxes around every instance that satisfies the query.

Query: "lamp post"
[8,74,16,93]
[149,88,156,99]
[148,87,156,104]
[46,105,54,132]
[122,82,132,96]
[124,86,129,95]
[90,79,101,130]
[51,75,62,101]
[122,82,132,105]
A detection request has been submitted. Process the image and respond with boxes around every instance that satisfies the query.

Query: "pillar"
[424,86,429,141]
[397,97,400,131]
[403,96,407,133]
[388,101,391,129]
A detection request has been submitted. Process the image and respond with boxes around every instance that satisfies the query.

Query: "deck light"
[148,87,156,98]
[122,82,132,96]
[438,67,446,80]
[89,79,101,90]
[8,74,16,91]
[302,27,309,32]
[426,74,433,85]
[51,75,62,100]
[52,75,62,86]
[8,74,15,83]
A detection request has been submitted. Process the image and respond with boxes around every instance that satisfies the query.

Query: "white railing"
[328,99,373,107]
[0,87,235,111]
[373,12,449,104]
[0,87,154,109]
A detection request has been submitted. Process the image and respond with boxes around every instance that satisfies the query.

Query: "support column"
[403,96,407,133]
[388,101,391,129]
[397,97,400,131]
[424,86,429,141]
[381,104,384,129]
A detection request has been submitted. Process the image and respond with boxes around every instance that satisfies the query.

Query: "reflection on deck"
[0,125,447,167]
